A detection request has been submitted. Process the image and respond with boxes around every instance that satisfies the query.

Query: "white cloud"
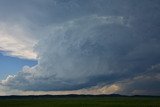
[0,23,37,60]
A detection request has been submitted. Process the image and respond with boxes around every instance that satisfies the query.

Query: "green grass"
[0,97,160,107]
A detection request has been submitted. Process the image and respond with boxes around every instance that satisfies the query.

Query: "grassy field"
[0,96,160,107]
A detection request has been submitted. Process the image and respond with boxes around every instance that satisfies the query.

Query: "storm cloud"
[0,0,160,95]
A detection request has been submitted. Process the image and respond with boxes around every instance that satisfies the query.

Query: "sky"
[0,0,160,95]
[0,53,37,79]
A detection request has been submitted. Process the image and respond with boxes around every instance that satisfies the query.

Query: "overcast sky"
[0,0,160,95]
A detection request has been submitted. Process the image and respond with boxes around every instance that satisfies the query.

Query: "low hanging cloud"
[0,0,160,95]
[117,64,160,95]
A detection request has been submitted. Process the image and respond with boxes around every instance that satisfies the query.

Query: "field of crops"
[0,96,160,107]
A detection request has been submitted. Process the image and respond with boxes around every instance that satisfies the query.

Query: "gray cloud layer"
[0,0,160,95]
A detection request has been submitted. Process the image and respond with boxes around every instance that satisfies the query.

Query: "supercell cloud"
[0,0,160,95]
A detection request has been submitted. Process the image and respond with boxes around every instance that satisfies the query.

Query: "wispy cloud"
[0,23,37,60]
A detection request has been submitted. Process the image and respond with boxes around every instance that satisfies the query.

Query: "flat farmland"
[0,96,159,107]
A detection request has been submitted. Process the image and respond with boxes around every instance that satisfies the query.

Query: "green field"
[0,96,160,107]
